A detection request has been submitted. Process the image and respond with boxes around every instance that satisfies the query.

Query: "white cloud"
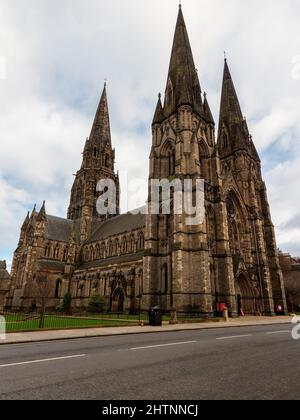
[0,177,30,254]
[0,0,300,259]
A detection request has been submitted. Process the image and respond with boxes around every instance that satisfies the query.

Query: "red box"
[217,303,227,312]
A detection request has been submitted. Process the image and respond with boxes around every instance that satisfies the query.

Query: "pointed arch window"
[138,232,145,251]
[168,151,175,176]
[105,154,110,168]
[114,239,120,256]
[161,264,168,294]
[108,241,113,257]
[161,141,176,178]
[226,195,243,256]
[100,242,106,259]
[222,132,228,149]
[199,141,210,181]
[95,244,100,260]
[55,279,62,299]
[130,235,136,253]
[54,245,60,259]
[63,247,68,261]
[121,237,127,254]
[166,214,173,239]
[206,207,217,254]
[45,244,51,258]
[90,246,95,261]
[138,269,143,296]
[166,78,174,107]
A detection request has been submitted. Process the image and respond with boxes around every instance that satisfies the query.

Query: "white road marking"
[216,335,252,341]
[130,341,197,351]
[266,330,290,335]
[0,354,86,369]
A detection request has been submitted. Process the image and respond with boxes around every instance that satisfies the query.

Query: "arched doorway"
[54,279,62,299]
[111,288,125,313]
[235,274,258,316]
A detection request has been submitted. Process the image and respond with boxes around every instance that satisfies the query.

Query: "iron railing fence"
[1,308,224,332]
[1,310,145,332]
[2,300,280,333]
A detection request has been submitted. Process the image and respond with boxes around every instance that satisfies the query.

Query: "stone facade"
[6,6,287,316]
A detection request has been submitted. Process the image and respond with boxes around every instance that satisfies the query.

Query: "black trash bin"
[149,306,162,326]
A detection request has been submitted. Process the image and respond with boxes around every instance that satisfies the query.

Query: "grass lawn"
[4,314,140,332]
[3,312,213,333]
[97,313,170,321]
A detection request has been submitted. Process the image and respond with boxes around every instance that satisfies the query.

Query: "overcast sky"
[1,0,300,267]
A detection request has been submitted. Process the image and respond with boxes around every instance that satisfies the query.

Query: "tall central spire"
[163,5,203,117]
[89,83,111,147]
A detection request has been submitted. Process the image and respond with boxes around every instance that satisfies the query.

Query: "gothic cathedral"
[6,6,287,317]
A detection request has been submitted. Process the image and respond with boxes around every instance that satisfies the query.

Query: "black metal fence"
[1,310,145,332]
[1,308,224,333]
[2,302,278,333]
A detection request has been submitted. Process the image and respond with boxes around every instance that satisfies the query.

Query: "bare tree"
[33,273,52,328]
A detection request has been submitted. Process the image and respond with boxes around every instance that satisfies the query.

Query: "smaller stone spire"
[37,201,46,221]
[30,204,37,219]
[152,93,164,125]
[218,59,244,132]
[21,212,30,230]
[203,92,215,125]
[218,59,260,161]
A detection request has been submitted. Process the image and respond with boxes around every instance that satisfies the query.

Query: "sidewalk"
[0,316,293,346]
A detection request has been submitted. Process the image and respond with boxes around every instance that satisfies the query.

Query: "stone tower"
[68,84,120,242]
[218,60,287,315]
[143,6,236,316]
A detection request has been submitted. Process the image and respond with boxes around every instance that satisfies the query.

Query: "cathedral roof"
[88,209,146,243]
[37,259,66,271]
[78,251,144,270]
[45,215,75,243]
[42,209,145,245]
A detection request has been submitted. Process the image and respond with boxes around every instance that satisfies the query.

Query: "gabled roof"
[45,215,74,243]
[88,209,146,243]
[78,251,144,270]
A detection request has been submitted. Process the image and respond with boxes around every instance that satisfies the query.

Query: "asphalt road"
[0,323,299,400]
